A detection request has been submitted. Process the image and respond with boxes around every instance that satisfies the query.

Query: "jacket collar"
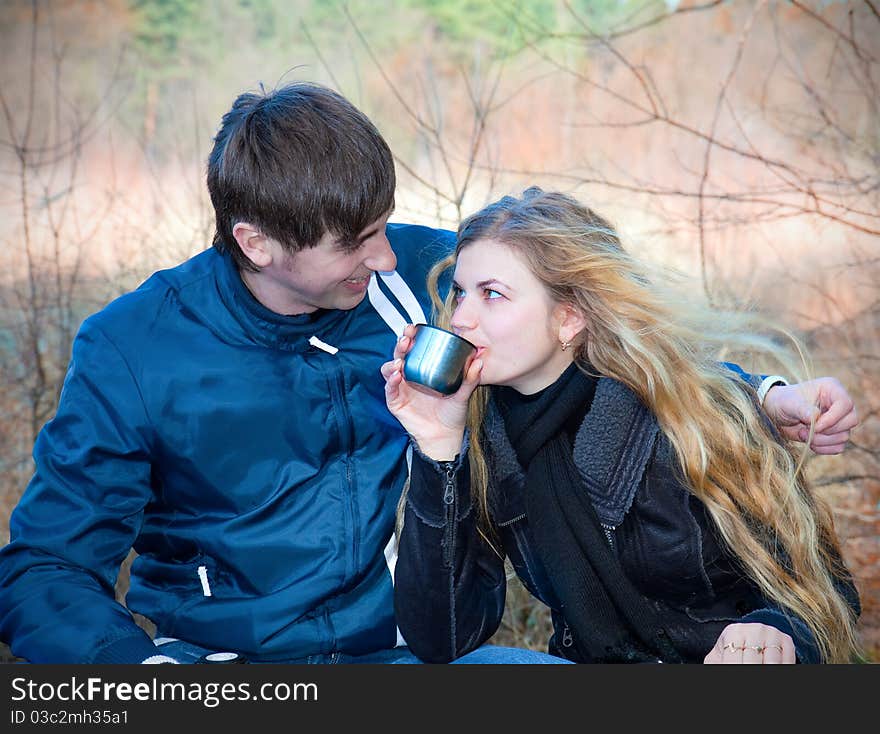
[487,377,659,528]
[215,249,352,352]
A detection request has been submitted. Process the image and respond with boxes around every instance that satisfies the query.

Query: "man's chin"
[333,289,368,311]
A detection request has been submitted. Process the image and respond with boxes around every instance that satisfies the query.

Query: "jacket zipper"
[327,361,359,581]
[601,523,615,548]
[440,461,458,659]
[441,462,456,567]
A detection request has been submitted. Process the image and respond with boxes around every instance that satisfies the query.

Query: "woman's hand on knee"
[704,623,796,664]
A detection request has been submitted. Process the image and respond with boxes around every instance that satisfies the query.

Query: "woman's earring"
[560,340,572,352]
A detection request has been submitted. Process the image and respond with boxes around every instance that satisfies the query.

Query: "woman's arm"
[394,444,507,663]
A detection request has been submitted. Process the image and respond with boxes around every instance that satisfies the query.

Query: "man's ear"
[232,222,273,269]
[556,303,588,345]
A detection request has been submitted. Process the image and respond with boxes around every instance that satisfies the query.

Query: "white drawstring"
[197,565,212,597]
[308,335,339,354]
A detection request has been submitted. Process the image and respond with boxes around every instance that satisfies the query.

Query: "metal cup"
[403,324,477,395]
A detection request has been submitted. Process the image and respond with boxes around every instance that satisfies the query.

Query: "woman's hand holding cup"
[381,323,482,461]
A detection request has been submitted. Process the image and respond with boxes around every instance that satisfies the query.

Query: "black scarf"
[496,365,681,663]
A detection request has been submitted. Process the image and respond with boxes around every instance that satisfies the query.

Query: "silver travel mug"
[403,324,477,395]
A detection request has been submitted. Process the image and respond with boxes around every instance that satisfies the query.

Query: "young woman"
[382,188,861,664]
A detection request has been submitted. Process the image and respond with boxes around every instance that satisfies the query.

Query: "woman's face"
[450,238,579,394]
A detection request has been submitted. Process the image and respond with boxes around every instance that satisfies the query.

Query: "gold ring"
[744,645,765,653]
[762,644,784,653]
[722,642,744,653]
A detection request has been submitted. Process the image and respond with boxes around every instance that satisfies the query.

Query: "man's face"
[244,211,396,315]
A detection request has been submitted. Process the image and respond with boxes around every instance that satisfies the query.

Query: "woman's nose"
[450,299,475,331]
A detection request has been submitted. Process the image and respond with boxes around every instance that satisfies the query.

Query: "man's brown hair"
[207,82,396,271]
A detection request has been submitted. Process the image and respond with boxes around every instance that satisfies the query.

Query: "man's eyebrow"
[357,227,379,243]
[356,208,395,244]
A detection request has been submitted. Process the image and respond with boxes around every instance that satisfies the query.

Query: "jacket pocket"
[128,552,220,621]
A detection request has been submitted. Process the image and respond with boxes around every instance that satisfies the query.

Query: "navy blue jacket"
[0,223,453,663]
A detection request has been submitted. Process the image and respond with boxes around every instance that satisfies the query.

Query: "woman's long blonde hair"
[424,187,861,662]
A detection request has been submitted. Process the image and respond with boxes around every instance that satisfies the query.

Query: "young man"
[0,83,858,663]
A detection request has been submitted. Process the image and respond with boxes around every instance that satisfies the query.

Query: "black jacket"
[393,377,860,663]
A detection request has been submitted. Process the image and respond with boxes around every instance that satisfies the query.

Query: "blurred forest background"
[0,0,877,662]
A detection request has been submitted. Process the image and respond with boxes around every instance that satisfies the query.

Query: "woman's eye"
[451,285,465,300]
[484,289,502,300]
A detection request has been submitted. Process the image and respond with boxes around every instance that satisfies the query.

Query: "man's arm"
[0,319,158,663]
[723,364,858,455]
[762,378,858,455]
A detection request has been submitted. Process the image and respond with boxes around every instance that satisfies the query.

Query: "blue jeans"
[151,637,569,664]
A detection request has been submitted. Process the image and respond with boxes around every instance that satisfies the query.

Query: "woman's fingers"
[393,324,418,360]
[705,623,796,665]
[442,358,482,406]
[760,641,785,665]
[383,357,412,412]
[460,358,483,392]
[380,358,400,380]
